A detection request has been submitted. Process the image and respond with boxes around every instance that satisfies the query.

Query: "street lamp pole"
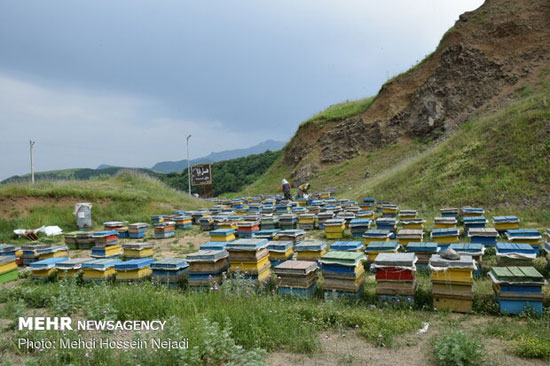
[186,135,192,196]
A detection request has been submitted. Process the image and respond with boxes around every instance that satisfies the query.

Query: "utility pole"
[186,135,192,196]
[29,140,36,184]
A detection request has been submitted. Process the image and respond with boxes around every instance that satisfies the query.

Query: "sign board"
[191,164,213,186]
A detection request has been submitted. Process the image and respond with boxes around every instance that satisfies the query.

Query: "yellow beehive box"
[116,268,152,281]
[398,238,422,246]
[0,260,17,274]
[358,213,375,220]
[218,223,238,230]
[299,217,316,224]
[325,225,345,233]
[268,248,294,260]
[363,237,389,245]
[295,248,328,260]
[32,268,56,278]
[326,232,344,239]
[57,269,80,279]
[431,268,473,283]
[123,248,154,258]
[434,223,456,229]
[83,268,116,280]
[508,238,540,245]
[494,222,519,231]
[402,222,424,230]
[39,250,69,260]
[230,256,270,272]
[433,236,460,244]
[433,297,472,313]
[210,233,236,242]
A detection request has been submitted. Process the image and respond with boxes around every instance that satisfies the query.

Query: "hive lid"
[30,257,70,269]
[430,228,460,237]
[267,241,293,251]
[274,260,318,275]
[115,258,156,270]
[227,239,269,250]
[373,252,416,267]
[467,228,498,237]
[56,258,93,269]
[82,258,122,269]
[492,216,519,223]
[330,241,363,251]
[363,229,392,238]
[122,242,155,250]
[321,251,365,265]
[277,229,306,237]
[294,240,327,251]
[0,244,17,253]
[365,241,399,251]
[490,266,544,283]
[0,256,17,265]
[406,242,439,252]
[185,249,229,262]
[429,255,475,269]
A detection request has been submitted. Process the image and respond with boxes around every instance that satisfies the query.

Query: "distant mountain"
[151,139,285,173]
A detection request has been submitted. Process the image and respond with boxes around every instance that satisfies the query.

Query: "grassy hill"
[0,171,206,242]
[239,69,550,225]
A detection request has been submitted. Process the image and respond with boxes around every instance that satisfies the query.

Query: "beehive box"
[56,258,91,278]
[468,228,498,246]
[330,241,363,252]
[360,198,376,211]
[38,245,69,260]
[376,218,397,232]
[91,244,122,258]
[365,241,400,262]
[492,216,520,232]
[398,210,418,220]
[349,219,372,237]
[462,216,488,233]
[381,204,399,218]
[128,223,148,239]
[440,208,458,218]
[400,218,426,230]
[295,240,328,261]
[429,255,475,284]
[405,242,438,266]
[122,242,154,259]
[489,266,545,315]
[209,229,237,242]
[324,219,346,239]
[363,230,392,245]
[461,207,485,217]
[83,258,121,281]
[276,229,306,244]
[0,256,18,284]
[505,230,542,253]
[115,258,155,281]
[430,228,461,247]
[496,243,537,266]
[434,217,457,229]
[267,241,294,265]
[397,229,424,246]
[30,258,69,280]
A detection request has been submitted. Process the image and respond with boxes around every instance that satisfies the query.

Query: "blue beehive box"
[0,244,17,256]
[376,218,397,231]
[294,241,327,252]
[30,257,69,269]
[363,229,392,240]
[406,242,438,253]
[115,258,155,270]
[462,207,485,216]
[349,219,372,237]
[330,241,363,251]
[366,241,400,252]
[226,239,269,251]
[255,229,280,240]
[151,258,188,271]
[496,242,536,255]
[462,216,487,233]
[83,258,121,269]
[440,208,459,218]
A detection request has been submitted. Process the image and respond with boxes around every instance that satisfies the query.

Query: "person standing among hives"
[297,182,311,199]
[281,179,293,200]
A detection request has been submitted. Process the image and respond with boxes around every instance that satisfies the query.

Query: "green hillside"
[1,167,161,184]
[0,172,206,242]
[240,69,550,225]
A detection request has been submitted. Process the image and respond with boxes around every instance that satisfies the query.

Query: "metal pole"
[186,135,192,196]
[30,140,35,184]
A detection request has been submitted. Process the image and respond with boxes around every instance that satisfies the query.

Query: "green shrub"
[513,336,550,360]
[433,330,484,366]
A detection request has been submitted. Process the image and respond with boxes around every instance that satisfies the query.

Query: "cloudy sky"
[0,0,483,179]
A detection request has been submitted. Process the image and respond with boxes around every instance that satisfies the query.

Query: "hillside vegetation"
[0,172,206,242]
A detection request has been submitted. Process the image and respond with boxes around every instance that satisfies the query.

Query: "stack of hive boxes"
[255,229,279,241]
[398,210,417,220]
[295,240,328,261]
[122,242,154,260]
[349,219,372,237]
[430,255,476,313]
[440,208,459,218]
[220,215,243,230]
[267,241,294,266]
[154,221,176,239]
[321,251,365,298]
[317,212,335,229]
[64,232,80,249]
[448,243,484,276]
[115,258,155,282]
[227,239,271,284]
[496,243,537,267]
[505,229,542,255]
[363,229,392,246]
[493,216,520,233]
[434,217,457,229]
[274,260,318,297]
[463,216,487,234]
[56,258,89,279]
[279,213,298,230]
[401,218,426,230]
[128,223,148,239]
[468,228,498,247]
[276,203,290,215]
[376,218,397,234]
[298,213,316,231]
[187,249,230,288]
[260,215,279,230]
[151,258,188,287]
[92,230,119,258]
[237,220,260,238]
[199,216,215,231]
[381,204,398,218]
[83,258,121,281]
[104,221,128,238]
[174,215,192,230]
[406,242,438,269]
[373,253,417,302]
[489,266,544,315]
[365,241,400,263]
[396,229,424,247]
[150,215,167,225]
[0,256,18,284]
[330,241,363,252]
[337,211,356,228]
[324,218,346,239]
[30,258,68,280]
[21,244,49,265]
[209,229,236,242]
[357,210,375,220]
[360,198,376,211]
[430,228,461,250]
[276,229,305,244]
